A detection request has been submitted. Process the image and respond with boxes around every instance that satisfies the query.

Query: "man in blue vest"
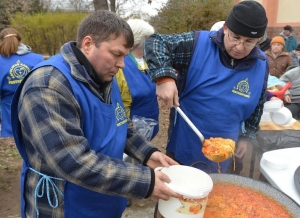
[144,1,269,174]
[11,10,180,218]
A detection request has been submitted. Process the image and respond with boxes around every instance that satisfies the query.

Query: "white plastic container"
[157,165,213,218]
[263,152,289,170]
[263,100,283,112]
[260,111,271,123]
[270,107,292,125]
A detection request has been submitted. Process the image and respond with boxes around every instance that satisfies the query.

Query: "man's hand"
[234,140,248,158]
[150,170,182,200]
[284,95,291,103]
[146,151,179,169]
[156,82,179,108]
[146,151,181,200]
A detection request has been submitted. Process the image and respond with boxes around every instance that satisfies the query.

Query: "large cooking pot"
[155,173,300,218]
[209,174,300,217]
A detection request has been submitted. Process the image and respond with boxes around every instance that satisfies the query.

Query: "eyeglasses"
[227,30,257,49]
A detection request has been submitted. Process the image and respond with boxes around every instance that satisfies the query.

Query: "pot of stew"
[206,174,300,217]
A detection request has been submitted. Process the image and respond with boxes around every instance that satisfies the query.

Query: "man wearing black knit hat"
[280,25,298,52]
[144,1,269,178]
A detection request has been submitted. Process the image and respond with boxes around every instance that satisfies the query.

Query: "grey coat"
[280,66,300,103]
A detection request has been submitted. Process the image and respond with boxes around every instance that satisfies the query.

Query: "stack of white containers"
[262,100,293,125]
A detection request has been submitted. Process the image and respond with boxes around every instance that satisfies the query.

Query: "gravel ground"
[122,198,157,218]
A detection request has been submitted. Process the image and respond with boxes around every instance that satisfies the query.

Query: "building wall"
[238,0,300,42]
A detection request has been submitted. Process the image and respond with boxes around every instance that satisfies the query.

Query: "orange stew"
[204,184,292,218]
[202,137,235,162]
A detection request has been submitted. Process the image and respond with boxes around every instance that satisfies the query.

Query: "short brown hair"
[76,10,134,49]
[0,28,22,57]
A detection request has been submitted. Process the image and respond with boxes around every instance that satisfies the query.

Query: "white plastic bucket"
[157,165,213,218]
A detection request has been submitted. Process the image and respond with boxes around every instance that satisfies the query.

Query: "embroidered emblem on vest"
[8,60,30,85]
[116,103,127,126]
[232,78,251,98]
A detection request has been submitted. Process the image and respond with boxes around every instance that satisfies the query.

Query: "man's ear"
[257,37,263,43]
[81,36,93,54]
[223,23,228,34]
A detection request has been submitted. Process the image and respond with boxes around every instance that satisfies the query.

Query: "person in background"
[0,28,44,137]
[116,19,159,140]
[280,25,298,52]
[144,1,269,173]
[281,66,300,119]
[210,21,225,31]
[11,10,180,218]
[115,18,159,207]
[258,31,271,52]
[290,44,300,66]
[265,36,293,78]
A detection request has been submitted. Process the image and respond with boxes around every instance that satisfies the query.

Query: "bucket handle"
[190,161,212,173]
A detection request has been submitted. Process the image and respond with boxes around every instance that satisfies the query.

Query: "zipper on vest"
[231,58,234,67]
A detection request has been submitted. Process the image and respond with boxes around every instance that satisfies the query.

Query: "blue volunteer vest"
[167,31,266,173]
[123,55,159,139]
[0,53,43,137]
[11,54,128,218]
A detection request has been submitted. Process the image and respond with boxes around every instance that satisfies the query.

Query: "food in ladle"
[202,137,235,162]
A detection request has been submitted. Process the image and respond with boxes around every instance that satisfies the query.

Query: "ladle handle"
[174,106,205,143]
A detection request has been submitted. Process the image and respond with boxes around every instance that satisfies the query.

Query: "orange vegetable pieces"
[189,204,201,214]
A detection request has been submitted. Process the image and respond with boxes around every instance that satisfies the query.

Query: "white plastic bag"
[132,115,158,141]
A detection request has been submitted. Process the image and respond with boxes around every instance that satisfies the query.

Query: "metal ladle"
[174,106,234,163]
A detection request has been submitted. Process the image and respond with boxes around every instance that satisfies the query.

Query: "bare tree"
[93,0,108,10]
[68,0,93,11]
[110,0,116,12]
[93,0,155,13]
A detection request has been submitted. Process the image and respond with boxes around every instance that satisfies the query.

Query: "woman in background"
[116,19,159,141]
[265,36,293,78]
[0,28,44,137]
[115,19,159,207]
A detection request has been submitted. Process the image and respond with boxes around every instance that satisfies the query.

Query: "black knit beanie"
[225,1,268,38]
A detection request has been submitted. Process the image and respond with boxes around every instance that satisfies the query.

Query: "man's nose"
[117,58,125,69]
[235,42,245,50]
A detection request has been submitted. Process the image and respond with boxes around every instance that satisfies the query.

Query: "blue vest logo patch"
[8,60,30,85]
[232,78,251,98]
[115,103,127,126]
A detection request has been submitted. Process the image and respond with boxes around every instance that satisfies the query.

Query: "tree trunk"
[93,0,108,10]
[110,0,116,12]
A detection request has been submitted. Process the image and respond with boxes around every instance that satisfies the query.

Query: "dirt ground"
[0,100,261,218]
[0,137,22,218]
